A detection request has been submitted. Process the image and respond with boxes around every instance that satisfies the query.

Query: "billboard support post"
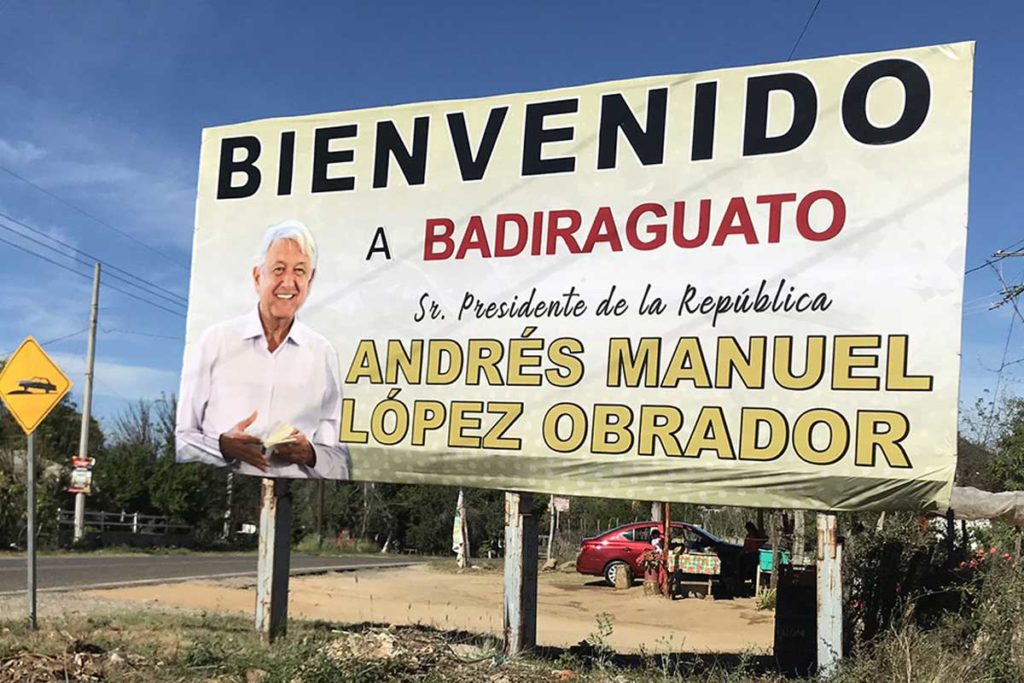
[503,491,537,654]
[816,513,843,675]
[26,432,36,630]
[256,478,292,644]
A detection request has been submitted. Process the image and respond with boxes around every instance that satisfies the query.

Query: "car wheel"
[604,560,633,587]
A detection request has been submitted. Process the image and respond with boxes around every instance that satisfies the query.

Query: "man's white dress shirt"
[175,308,350,479]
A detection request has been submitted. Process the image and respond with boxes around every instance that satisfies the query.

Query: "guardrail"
[56,509,191,535]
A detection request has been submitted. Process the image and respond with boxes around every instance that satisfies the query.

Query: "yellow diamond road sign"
[0,337,72,435]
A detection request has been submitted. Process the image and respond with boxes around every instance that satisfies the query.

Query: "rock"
[542,558,559,572]
[108,652,127,667]
[559,561,577,572]
[553,670,578,681]
[246,669,269,683]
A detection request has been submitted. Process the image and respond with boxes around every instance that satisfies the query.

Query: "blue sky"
[0,1,1020,430]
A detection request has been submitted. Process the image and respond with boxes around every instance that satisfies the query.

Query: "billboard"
[178,42,973,511]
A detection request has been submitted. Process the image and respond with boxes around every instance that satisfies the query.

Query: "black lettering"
[691,82,717,161]
[843,59,930,145]
[277,131,295,196]
[447,107,508,181]
[373,117,429,188]
[522,99,578,176]
[217,136,261,200]
[312,124,357,193]
[597,88,668,169]
[743,73,817,156]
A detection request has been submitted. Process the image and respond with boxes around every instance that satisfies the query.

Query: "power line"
[101,327,182,341]
[0,211,187,305]
[787,0,823,61]
[989,263,1024,324]
[0,219,187,310]
[0,162,189,270]
[0,327,89,359]
[966,237,1024,275]
[981,311,1016,447]
[0,233,186,318]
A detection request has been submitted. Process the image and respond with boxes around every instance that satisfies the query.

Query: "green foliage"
[988,397,1024,491]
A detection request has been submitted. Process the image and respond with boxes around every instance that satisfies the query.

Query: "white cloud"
[0,137,45,165]
[48,352,180,403]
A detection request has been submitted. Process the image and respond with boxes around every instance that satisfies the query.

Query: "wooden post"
[793,510,805,564]
[816,513,843,676]
[503,492,537,655]
[256,478,292,644]
[662,502,671,598]
[945,508,955,563]
[546,495,555,562]
[770,511,781,590]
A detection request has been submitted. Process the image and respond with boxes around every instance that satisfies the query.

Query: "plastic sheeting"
[949,486,1024,526]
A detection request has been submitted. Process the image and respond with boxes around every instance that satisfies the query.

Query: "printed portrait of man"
[175,220,351,479]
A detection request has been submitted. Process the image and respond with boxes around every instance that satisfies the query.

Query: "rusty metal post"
[256,478,292,644]
[26,432,36,630]
[503,492,537,655]
[816,513,842,676]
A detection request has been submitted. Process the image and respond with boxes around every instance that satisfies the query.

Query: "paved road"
[0,553,422,594]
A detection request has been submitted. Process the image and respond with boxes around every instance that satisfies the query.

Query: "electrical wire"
[0,327,89,358]
[787,0,823,61]
[0,233,186,318]
[0,162,189,270]
[966,237,1024,275]
[0,219,187,310]
[0,212,187,305]
[101,327,182,341]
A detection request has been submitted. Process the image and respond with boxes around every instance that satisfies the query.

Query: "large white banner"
[180,43,973,511]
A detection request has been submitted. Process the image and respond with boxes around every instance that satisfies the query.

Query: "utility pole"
[74,263,100,544]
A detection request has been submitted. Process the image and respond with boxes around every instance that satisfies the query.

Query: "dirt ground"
[82,564,774,654]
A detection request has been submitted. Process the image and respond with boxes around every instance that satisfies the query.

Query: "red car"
[575,521,742,586]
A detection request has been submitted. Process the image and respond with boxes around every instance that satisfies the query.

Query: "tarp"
[180,42,974,512]
[950,486,1024,526]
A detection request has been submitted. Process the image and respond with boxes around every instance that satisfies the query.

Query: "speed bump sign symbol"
[0,337,72,434]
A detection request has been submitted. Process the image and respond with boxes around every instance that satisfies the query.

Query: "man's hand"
[273,430,316,468]
[219,411,269,472]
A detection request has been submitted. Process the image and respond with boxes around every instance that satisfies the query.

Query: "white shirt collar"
[241,306,309,347]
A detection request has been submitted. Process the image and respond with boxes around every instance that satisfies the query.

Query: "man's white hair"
[256,219,318,270]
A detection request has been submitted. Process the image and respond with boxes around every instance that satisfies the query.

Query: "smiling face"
[253,238,314,324]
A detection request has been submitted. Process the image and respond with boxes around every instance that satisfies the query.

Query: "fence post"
[132,512,139,534]
[256,478,292,643]
[503,492,537,655]
[816,513,843,676]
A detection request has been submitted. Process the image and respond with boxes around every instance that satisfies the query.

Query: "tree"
[988,398,1024,492]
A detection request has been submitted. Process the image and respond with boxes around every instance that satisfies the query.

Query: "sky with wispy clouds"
[0,1,1021,429]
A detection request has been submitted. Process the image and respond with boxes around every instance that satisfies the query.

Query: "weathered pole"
[793,510,806,564]
[74,262,101,543]
[546,495,555,562]
[816,513,843,676]
[503,492,537,654]
[662,501,671,598]
[256,478,292,643]
[26,432,37,630]
[316,479,325,549]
